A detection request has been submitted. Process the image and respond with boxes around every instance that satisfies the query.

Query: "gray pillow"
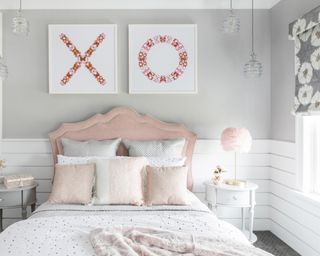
[61,138,121,157]
[122,138,185,157]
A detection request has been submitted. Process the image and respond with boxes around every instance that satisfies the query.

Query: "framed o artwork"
[48,24,117,94]
[129,24,197,94]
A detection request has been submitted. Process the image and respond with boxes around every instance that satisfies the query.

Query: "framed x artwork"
[129,24,197,94]
[48,24,117,94]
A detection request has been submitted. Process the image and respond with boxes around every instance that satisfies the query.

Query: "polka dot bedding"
[0,193,250,256]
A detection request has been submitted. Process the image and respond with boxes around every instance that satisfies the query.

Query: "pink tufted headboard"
[48,107,197,190]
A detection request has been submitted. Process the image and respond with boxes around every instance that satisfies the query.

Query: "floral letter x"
[60,33,106,86]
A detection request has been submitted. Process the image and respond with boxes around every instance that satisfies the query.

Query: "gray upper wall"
[270,0,320,142]
[2,10,271,139]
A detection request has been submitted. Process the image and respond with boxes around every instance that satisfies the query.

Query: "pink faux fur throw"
[90,226,272,256]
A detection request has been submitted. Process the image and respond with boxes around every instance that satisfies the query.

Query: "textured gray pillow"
[61,138,121,157]
[122,138,185,157]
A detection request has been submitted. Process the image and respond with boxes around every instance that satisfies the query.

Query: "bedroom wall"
[270,1,320,255]
[1,10,271,139]
[270,0,320,142]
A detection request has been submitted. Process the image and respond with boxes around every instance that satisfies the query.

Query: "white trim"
[0,0,281,10]
[295,116,320,193]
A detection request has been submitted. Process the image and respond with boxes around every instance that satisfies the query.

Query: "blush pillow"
[122,138,185,157]
[49,164,95,204]
[89,157,147,205]
[61,138,121,157]
[145,166,190,205]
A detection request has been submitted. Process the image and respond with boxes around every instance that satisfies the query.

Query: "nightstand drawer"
[0,188,36,207]
[217,190,250,206]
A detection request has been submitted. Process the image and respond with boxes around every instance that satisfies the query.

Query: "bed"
[0,107,271,256]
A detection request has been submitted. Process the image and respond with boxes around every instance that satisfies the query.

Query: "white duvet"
[0,193,269,256]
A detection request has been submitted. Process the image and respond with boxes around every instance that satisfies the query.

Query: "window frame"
[296,115,320,194]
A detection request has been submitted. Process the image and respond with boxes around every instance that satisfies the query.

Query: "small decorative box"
[4,174,35,189]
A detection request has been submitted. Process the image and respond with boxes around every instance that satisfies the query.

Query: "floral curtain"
[289,6,320,115]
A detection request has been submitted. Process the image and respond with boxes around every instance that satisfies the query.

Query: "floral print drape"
[289,6,320,115]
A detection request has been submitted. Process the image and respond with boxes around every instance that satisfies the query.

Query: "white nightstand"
[0,183,38,232]
[204,181,258,243]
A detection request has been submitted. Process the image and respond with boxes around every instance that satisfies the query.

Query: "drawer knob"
[232,196,238,200]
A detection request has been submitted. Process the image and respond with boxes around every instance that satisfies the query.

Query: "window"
[296,116,320,195]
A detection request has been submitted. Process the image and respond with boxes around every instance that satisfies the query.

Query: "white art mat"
[129,24,197,94]
[49,24,117,94]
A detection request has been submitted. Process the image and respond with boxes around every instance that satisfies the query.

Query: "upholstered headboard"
[48,107,197,190]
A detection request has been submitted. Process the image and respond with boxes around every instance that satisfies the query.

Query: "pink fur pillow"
[145,166,190,205]
[49,164,95,204]
[90,157,148,205]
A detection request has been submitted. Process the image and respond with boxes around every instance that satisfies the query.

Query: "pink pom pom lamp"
[221,127,252,187]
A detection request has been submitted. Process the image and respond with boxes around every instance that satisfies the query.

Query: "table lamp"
[221,127,252,187]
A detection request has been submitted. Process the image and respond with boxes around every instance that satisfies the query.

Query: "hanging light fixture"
[0,56,8,80]
[244,0,262,78]
[222,0,240,34]
[12,0,29,36]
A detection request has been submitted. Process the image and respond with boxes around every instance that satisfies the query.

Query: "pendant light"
[0,56,8,80]
[222,0,240,34]
[12,0,29,36]
[244,0,262,78]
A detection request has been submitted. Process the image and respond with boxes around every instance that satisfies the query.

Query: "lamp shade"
[221,127,252,153]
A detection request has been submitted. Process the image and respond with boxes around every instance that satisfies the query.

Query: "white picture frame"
[48,24,117,94]
[129,24,197,94]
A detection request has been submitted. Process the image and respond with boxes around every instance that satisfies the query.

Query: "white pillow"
[146,157,186,167]
[57,155,185,168]
[89,157,148,205]
[61,138,121,157]
[57,155,124,165]
[122,138,185,157]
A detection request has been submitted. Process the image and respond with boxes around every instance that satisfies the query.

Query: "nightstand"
[204,181,258,243]
[0,183,38,232]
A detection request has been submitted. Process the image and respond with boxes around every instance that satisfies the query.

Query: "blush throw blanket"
[90,226,273,256]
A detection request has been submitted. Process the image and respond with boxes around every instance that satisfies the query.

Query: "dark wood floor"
[254,232,301,256]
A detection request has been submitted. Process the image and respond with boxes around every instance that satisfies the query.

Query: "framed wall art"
[48,24,117,94]
[129,24,197,94]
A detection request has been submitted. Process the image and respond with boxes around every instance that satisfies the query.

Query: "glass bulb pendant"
[12,10,29,36]
[244,52,263,78]
[222,10,240,34]
[243,0,263,79]
[0,56,8,80]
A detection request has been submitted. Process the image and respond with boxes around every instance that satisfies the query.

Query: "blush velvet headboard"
[48,107,197,190]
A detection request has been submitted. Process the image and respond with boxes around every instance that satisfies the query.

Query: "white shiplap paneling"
[1,139,271,231]
[2,139,320,255]
[269,140,320,256]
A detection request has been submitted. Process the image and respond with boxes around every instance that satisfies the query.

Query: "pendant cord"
[230,0,233,10]
[19,0,22,12]
[251,0,254,53]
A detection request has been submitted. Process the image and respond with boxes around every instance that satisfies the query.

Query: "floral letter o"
[138,35,188,84]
